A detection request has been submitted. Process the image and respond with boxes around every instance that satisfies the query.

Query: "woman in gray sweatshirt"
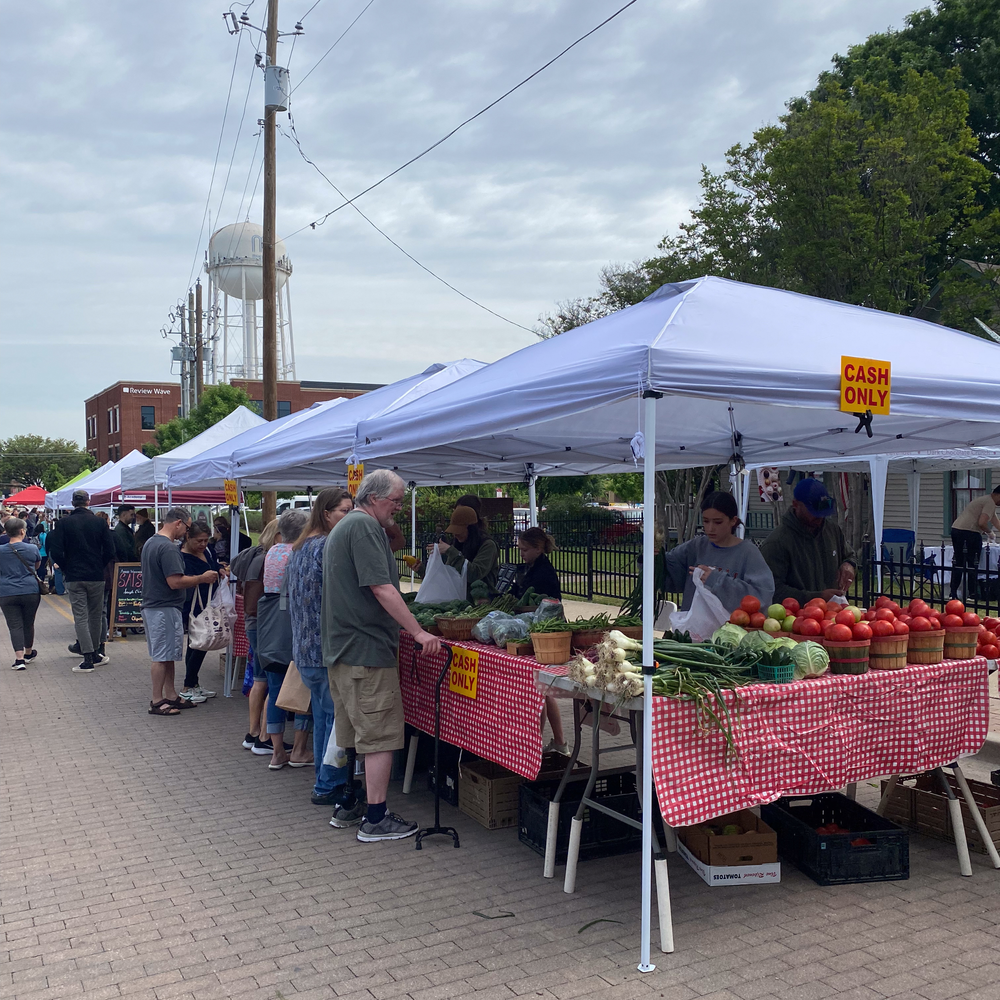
[664,491,774,612]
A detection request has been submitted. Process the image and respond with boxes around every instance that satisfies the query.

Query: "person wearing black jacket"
[113,505,138,562]
[46,490,116,671]
[511,527,562,602]
[133,509,155,555]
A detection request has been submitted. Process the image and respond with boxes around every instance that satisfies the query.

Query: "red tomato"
[800,606,824,622]
[805,597,826,608]
[852,622,873,640]
[875,595,892,609]
[888,602,902,616]
[945,599,966,616]
[828,623,854,642]
[871,620,895,637]
[835,609,857,626]
[799,618,822,637]
[909,600,930,616]
[782,598,800,615]
[909,616,933,632]
[863,609,877,621]
[749,612,767,629]
[980,630,998,647]
[962,612,981,627]
[896,613,912,624]
[942,614,965,629]
[981,644,1000,660]
[740,595,761,615]
[874,608,896,622]
[729,609,751,626]
[791,617,802,634]
[982,616,1000,632]
[892,620,910,635]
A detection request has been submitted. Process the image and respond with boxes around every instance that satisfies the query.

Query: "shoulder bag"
[10,544,48,595]
[188,582,233,651]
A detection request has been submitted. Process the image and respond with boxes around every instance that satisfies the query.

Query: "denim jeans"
[263,667,312,736]
[297,664,349,796]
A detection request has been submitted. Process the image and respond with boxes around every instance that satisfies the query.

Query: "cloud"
[2,0,920,444]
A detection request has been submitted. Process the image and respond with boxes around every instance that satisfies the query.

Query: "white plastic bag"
[188,584,234,651]
[215,575,238,627]
[415,546,467,604]
[668,568,729,642]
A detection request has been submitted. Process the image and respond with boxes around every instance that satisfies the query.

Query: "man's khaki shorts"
[327,662,405,755]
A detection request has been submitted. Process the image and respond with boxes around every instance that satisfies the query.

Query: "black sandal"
[167,698,198,710]
[149,700,181,716]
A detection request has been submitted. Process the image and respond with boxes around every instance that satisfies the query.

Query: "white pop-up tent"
[121,405,266,493]
[350,276,1000,971]
[45,451,148,510]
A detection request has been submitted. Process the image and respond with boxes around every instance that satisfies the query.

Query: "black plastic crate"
[761,792,908,885]
[427,741,466,807]
[518,772,647,865]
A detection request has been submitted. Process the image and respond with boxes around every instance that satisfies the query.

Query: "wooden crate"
[459,759,523,830]
[880,774,1000,855]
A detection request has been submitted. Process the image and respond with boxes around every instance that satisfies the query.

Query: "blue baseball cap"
[793,478,836,517]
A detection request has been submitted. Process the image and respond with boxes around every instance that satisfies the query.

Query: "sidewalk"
[1,594,998,1000]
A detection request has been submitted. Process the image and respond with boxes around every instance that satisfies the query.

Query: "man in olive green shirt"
[322,469,441,843]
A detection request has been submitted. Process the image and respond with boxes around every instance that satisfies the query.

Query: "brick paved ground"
[3,595,999,1000]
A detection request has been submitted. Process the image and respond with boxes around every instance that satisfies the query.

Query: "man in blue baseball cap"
[760,477,857,604]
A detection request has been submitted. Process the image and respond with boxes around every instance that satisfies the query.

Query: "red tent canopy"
[4,485,47,506]
[87,488,229,508]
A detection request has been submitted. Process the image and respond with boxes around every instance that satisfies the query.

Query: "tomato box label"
[840,357,891,414]
[448,647,479,699]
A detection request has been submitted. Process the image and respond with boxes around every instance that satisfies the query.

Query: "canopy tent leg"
[167,487,172,507]
[154,484,159,526]
[410,483,417,589]
[639,391,661,974]
[868,456,889,594]
[528,475,538,528]
[907,467,921,540]
[223,486,242,699]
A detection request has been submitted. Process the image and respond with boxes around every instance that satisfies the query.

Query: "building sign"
[347,462,364,497]
[840,357,891,415]
[224,479,240,507]
[448,647,479,699]
[121,386,172,395]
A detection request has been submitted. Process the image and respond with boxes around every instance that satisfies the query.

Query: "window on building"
[141,405,156,430]
[115,445,121,461]
[277,400,292,418]
[952,471,986,522]
[108,446,114,461]
[86,415,97,439]
[108,408,114,433]
[114,405,120,432]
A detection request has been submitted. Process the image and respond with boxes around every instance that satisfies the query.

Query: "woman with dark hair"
[178,521,225,703]
[287,487,357,820]
[663,491,774,612]
[433,505,499,601]
[0,517,41,669]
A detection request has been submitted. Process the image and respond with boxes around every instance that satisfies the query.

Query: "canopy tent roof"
[229,360,488,488]
[4,484,48,506]
[87,487,228,508]
[46,452,147,509]
[121,406,266,491]
[166,399,347,490]
[351,277,1000,483]
[746,447,1000,475]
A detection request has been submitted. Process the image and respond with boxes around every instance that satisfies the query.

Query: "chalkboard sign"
[110,562,143,634]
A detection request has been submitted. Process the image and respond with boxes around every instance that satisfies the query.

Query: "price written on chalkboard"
[111,562,143,628]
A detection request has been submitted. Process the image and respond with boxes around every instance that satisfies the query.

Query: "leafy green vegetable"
[712,623,747,648]
[790,640,830,679]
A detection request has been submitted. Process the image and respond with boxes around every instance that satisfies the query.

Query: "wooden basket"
[943,626,980,661]
[434,615,480,641]
[907,629,945,665]
[615,625,643,640]
[823,638,870,674]
[530,631,573,665]
[869,635,908,670]
[570,628,607,651]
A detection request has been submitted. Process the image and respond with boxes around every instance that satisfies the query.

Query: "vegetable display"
[789,640,830,679]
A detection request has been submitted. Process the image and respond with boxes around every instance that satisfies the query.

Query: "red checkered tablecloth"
[398,633,546,779]
[232,593,249,659]
[651,657,989,827]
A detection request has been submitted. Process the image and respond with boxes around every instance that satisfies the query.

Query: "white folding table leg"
[948,796,973,877]
[952,764,1000,869]
[654,856,674,953]
[543,802,560,878]
[845,782,857,801]
[663,825,677,853]
[402,732,419,794]
[876,775,898,817]
[563,817,583,893]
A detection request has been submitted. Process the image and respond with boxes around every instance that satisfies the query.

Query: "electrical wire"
[291,0,377,95]
[298,0,324,22]
[281,119,534,333]
[236,129,264,222]
[283,0,639,240]
[214,59,260,231]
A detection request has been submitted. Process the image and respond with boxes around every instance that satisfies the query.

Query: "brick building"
[84,379,381,463]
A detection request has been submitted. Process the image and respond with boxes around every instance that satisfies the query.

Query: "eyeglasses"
[386,495,406,507]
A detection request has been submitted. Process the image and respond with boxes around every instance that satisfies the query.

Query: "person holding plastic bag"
[430,504,499,602]
[178,521,226,704]
[664,492,774,637]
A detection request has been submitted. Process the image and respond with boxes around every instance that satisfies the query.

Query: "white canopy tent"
[121,406,266,492]
[348,276,1000,970]
[45,451,148,510]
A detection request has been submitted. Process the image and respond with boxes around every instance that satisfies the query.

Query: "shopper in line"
[435,504,500,601]
[46,490,116,671]
[133,509,155,555]
[287,487,354,816]
[178,521,224,704]
[212,514,252,565]
[141,507,218,715]
[113,505,138,562]
[0,517,42,670]
[949,485,1000,600]
[323,469,441,843]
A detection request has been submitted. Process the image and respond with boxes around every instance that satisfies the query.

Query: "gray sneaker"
[329,798,367,829]
[356,811,418,843]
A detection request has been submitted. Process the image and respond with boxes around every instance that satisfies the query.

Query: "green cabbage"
[790,640,830,679]
[740,629,772,653]
[766,635,798,651]
[711,623,747,648]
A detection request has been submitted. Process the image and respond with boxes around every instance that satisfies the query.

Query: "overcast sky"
[3,0,924,445]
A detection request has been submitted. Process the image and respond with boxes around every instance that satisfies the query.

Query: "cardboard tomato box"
[677,810,781,886]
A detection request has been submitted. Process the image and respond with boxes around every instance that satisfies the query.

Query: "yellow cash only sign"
[448,647,480,699]
[840,357,891,415]
[223,479,239,507]
[347,462,364,497]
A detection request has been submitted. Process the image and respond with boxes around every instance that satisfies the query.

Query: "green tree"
[0,436,95,490]
[143,384,253,457]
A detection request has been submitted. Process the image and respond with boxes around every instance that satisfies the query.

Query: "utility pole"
[179,302,190,418]
[261,0,279,527]
[188,290,197,414]
[195,280,204,405]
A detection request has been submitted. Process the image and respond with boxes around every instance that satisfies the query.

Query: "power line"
[215,58,260,226]
[282,118,535,333]
[291,0,377,95]
[283,0,639,240]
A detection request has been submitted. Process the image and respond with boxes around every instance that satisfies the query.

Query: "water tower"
[204,221,295,383]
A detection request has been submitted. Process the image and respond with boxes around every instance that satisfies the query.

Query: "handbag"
[188,583,233,651]
[275,660,311,714]
[10,544,48,595]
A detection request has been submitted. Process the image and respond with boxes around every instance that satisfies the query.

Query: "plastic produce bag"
[414,546,467,604]
[533,599,565,626]
[216,576,238,628]
[668,567,730,642]
[492,618,530,646]
[471,610,513,644]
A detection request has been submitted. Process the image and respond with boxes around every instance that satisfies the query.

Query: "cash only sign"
[840,356,891,415]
